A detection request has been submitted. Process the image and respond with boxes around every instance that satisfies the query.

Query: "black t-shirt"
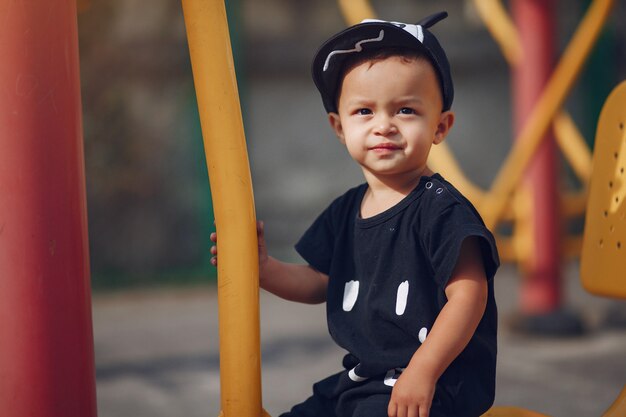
[295,173,499,414]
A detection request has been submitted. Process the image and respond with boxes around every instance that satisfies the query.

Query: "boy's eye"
[399,107,416,115]
[356,108,372,115]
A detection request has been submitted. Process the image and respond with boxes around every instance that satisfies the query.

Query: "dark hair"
[333,47,444,112]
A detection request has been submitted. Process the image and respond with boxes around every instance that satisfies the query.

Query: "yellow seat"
[581,81,626,416]
[602,385,626,417]
[580,80,626,298]
[483,387,626,417]
[481,406,551,417]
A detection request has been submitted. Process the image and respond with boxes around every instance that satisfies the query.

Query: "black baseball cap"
[312,11,454,113]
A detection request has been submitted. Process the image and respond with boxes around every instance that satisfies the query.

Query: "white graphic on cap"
[323,30,385,72]
[342,280,360,311]
[361,19,424,43]
[418,327,428,343]
[395,280,409,315]
[348,366,368,382]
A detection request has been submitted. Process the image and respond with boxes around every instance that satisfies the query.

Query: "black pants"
[279,370,451,417]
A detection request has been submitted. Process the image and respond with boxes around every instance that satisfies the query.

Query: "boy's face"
[329,56,454,184]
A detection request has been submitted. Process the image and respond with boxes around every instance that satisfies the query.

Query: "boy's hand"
[209,221,268,269]
[211,222,327,303]
[388,363,436,417]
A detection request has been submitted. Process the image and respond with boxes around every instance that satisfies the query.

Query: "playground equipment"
[181,0,269,416]
[580,82,626,299]
[484,77,626,417]
[476,0,612,316]
[0,1,97,416]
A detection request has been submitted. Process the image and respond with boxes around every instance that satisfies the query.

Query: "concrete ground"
[93,263,626,417]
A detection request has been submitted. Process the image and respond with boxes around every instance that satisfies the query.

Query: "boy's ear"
[434,110,455,145]
[328,112,345,144]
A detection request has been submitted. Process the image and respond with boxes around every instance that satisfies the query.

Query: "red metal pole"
[512,0,562,314]
[0,2,97,417]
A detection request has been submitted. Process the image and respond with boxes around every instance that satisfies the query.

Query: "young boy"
[211,11,499,417]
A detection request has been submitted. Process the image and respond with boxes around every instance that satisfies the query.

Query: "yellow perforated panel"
[580,81,626,299]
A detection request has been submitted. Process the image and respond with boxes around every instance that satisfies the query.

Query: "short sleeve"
[294,184,365,275]
[421,203,500,289]
[295,207,335,275]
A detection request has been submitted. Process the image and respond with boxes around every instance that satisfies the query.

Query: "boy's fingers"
[257,221,266,242]
[210,257,217,266]
[210,232,217,242]
[210,246,217,255]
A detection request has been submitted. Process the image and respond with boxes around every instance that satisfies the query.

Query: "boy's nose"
[373,115,397,136]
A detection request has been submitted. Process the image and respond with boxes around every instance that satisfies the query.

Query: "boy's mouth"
[369,143,403,152]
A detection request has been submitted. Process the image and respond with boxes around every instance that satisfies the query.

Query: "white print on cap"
[323,30,385,72]
[395,281,409,315]
[342,280,360,311]
[419,327,428,343]
[361,19,424,42]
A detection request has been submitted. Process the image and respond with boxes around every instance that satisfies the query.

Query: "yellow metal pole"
[338,0,376,25]
[472,0,593,266]
[481,0,614,230]
[180,1,269,416]
[472,0,522,65]
[553,112,592,183]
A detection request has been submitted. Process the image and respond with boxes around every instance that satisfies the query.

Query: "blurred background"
[72,0,626,416]
[78,0,625,287]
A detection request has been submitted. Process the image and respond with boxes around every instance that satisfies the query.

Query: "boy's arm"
[210,221,328,305]
[259,256,328,304]
[388,237,488,417]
